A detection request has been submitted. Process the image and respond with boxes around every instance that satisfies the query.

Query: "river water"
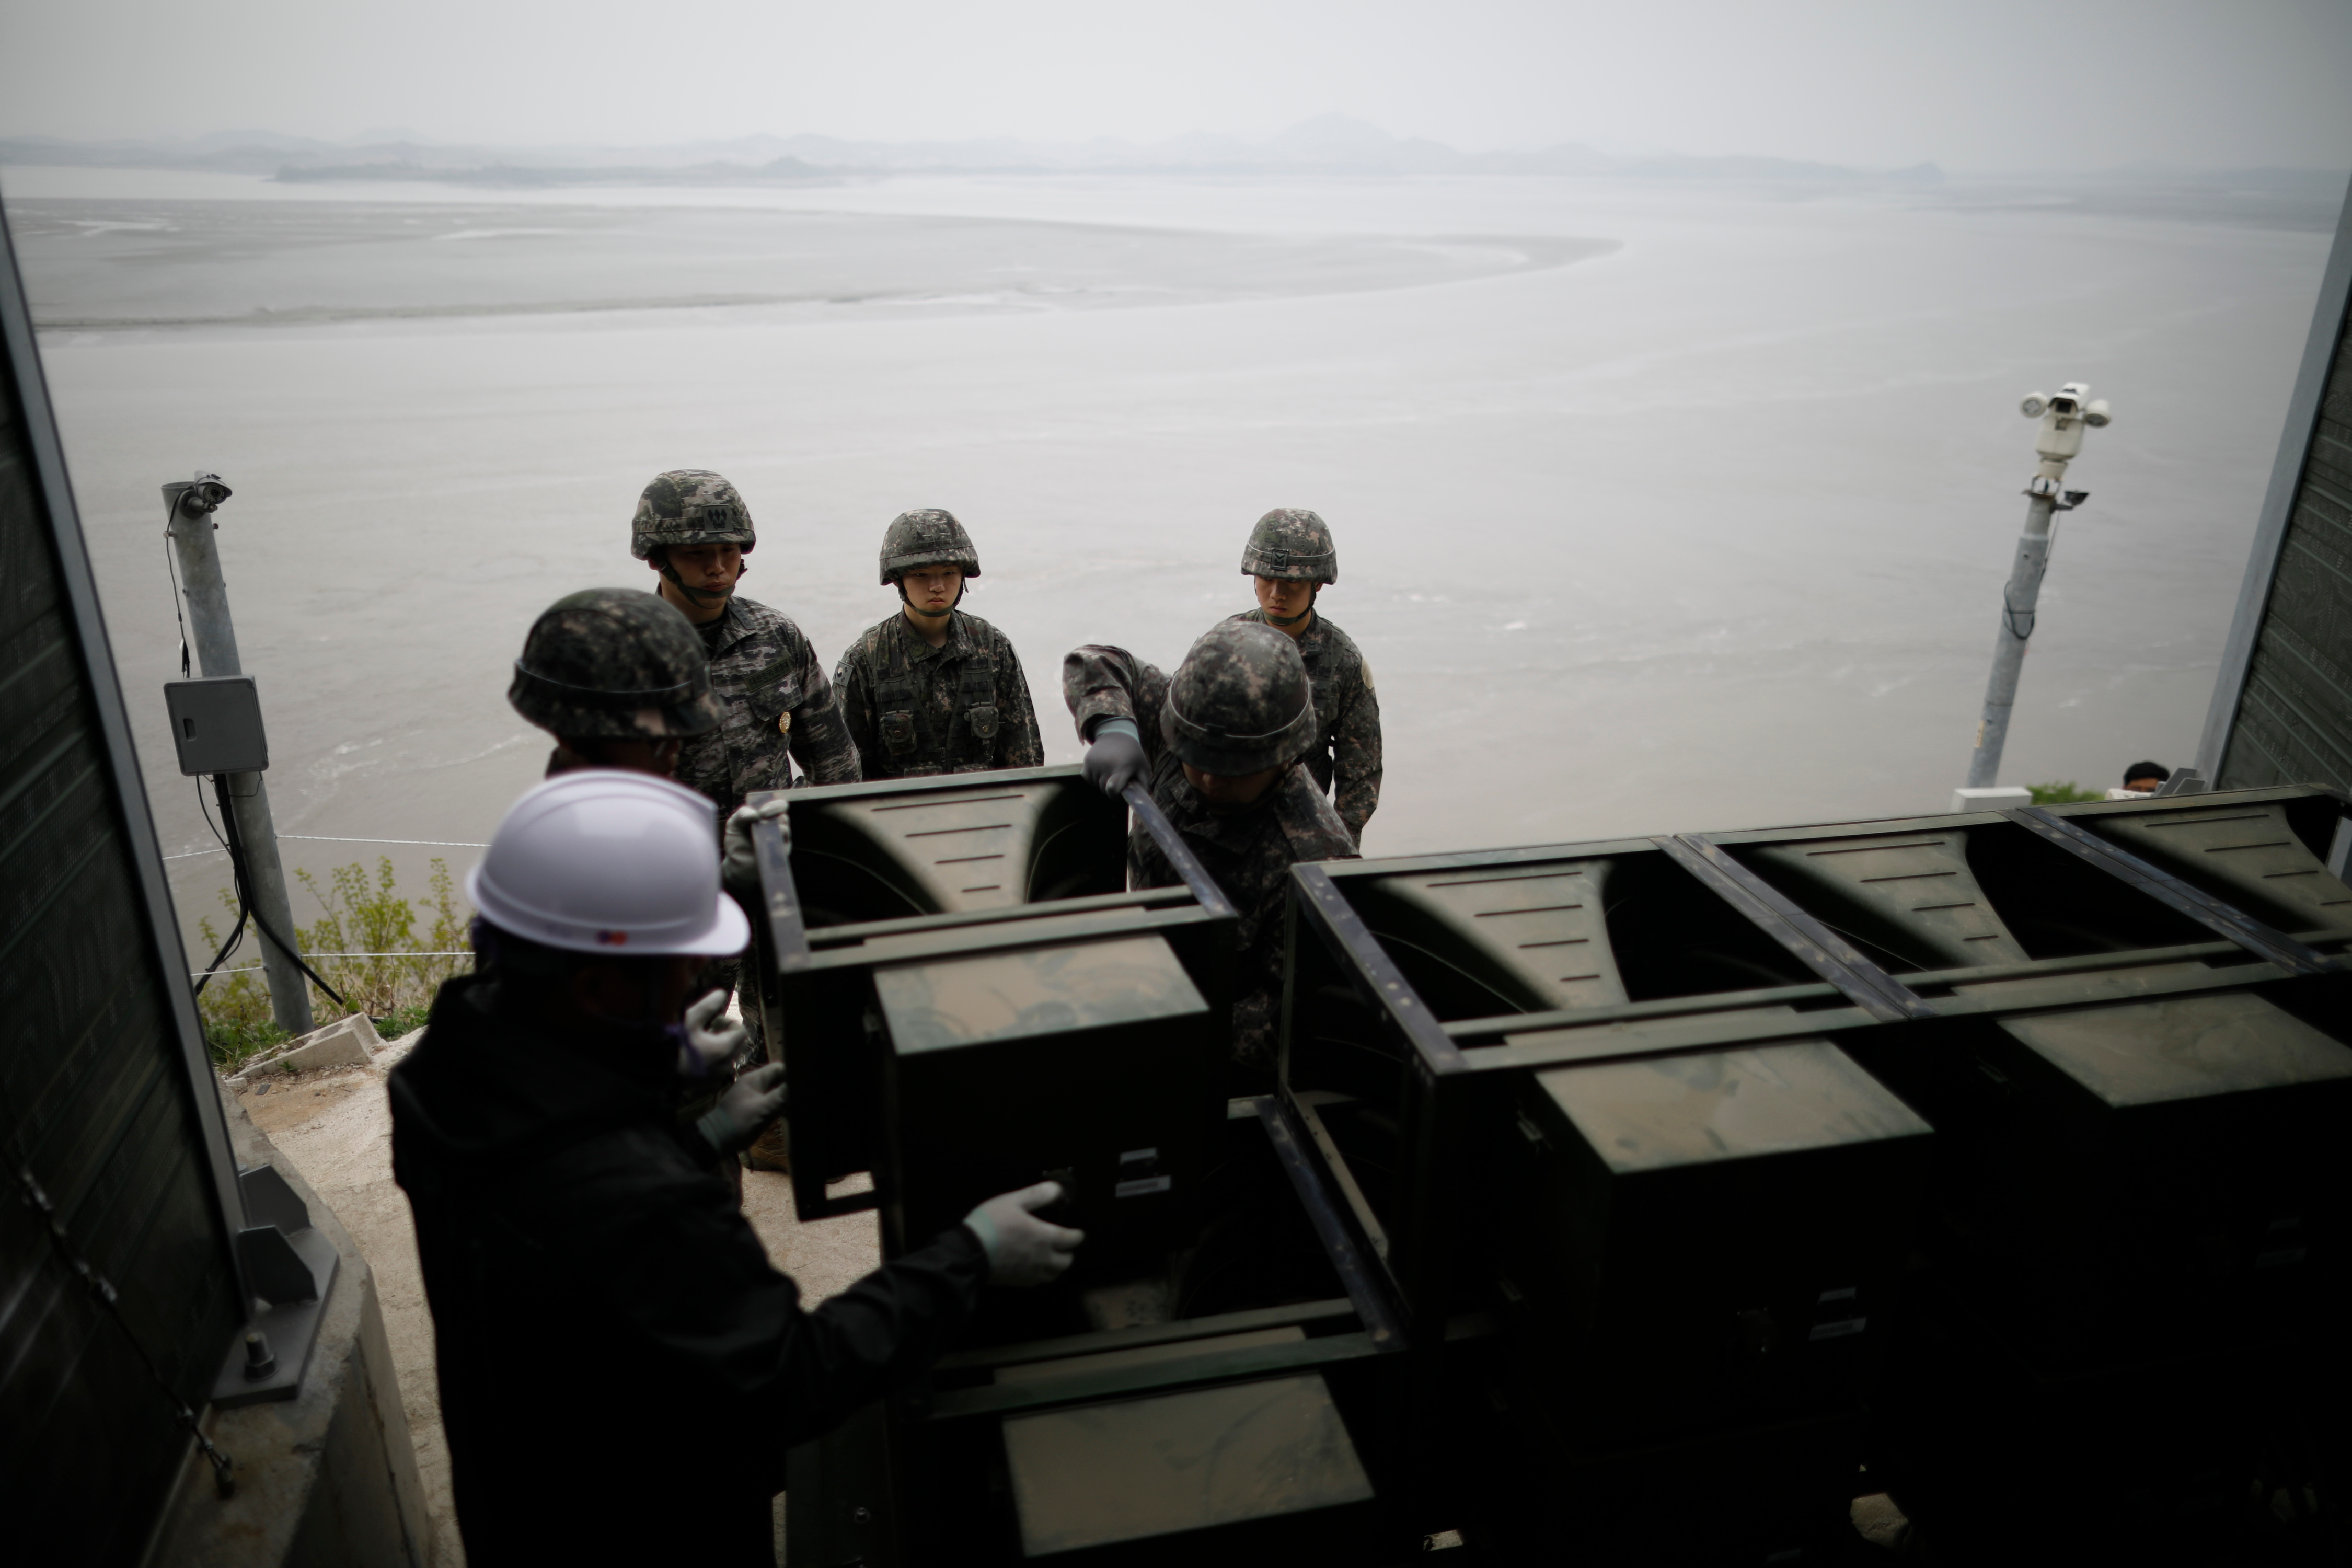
[2,164,2334,961]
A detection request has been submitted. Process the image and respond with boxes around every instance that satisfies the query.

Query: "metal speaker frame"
[1279,786,2351,1557]
[746,765,1238,1225]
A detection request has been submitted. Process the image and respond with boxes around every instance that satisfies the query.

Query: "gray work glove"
[962,1181,1085,1287]
[693,1063,787,1160]
[722,797,790,896]
[676,988,747,1079]
[1082,719,1147,800]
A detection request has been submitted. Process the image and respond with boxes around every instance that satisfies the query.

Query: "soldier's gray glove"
[1082,719,1147,800]
[722,797,790,896]
[962,1181,1085,1287]
[693,1063,787,1160]
[676,988,747,1079]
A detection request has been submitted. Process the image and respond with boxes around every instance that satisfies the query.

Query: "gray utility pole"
[1965,383,2113,789]
[166,475,315,1036]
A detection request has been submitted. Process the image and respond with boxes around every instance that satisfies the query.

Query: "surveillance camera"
[2083,398,2112,428]
[2020,392,2048,418]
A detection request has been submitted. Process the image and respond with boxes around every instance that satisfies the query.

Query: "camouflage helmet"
[508,589,724,740]
[1239,508,1336,584]
[1161,621,1317,776]
[630,470,756,561]
[879,508,981,585]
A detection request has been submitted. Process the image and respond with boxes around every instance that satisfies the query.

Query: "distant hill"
[1,118,1957,187]
[4,121,2341,196]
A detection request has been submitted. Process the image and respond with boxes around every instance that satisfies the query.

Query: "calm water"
[3,164,2334,960]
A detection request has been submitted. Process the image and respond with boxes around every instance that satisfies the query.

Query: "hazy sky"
[3,0,2349,171]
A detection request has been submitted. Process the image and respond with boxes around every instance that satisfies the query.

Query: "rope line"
[191,953,475,978]
[279,835,490,848]
[168,834,490,862]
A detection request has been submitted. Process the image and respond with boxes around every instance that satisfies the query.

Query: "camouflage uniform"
[1234,506,1382,843]
[1227,608,1381,841]
[1064,636,1357,1071]
[834,610,1043,779]
[673,595,861,815]
[630,471,857,1108]
[834,508,1043,779]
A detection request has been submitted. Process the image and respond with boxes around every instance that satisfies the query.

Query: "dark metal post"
[165,476,315,1035]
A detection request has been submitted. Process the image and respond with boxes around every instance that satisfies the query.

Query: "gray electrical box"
[163,676,268,776]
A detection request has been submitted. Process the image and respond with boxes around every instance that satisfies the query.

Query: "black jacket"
[389,973,987,1564]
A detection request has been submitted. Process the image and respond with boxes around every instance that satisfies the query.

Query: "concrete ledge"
[148,1090,434,1568]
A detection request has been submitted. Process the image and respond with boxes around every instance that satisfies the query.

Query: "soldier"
[633,469,858,1173]
[1230,508,1382,844]
[391,771,1081,1563]
[507,586,785,1193]
[508,587,723,778]
[631,468,862,809]
[1066,620,1358,1078]
[833,509,1044,779]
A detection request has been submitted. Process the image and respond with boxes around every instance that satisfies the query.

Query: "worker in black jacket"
[390,770,1079,1565]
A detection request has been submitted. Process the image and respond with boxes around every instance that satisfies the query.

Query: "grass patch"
[197,855,472,1050]
[2026,780,2105,804]
[375,1002,434,1041]
[203,1018,293,1074]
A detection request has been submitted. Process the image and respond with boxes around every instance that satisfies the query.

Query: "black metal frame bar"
[1253,1095,1407,1352]
[2006,806,2341,976]
[1122,780,1237,917]
[1658,834,1936,1021]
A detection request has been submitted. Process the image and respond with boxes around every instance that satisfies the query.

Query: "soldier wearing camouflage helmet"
[1230,508,1382,844]
[510,588,723,778]
[832,509,1043,780]
[632,470,859,1172]
[1066,620,1357,1077]
[630,469,861,808]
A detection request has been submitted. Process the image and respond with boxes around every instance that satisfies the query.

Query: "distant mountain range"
[1,117,2338,192]
[1,116,1951,186]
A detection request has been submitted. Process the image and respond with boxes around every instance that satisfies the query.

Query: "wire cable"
[190,780,248,995]
[160,492,192,680]
[211,775,352,1014]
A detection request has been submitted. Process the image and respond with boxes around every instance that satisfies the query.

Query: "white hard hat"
[467,770,749,956]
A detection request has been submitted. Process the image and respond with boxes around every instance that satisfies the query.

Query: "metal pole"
[165,475,316,1036]
[1963,383,2110,791]
[1964,492,2058,788]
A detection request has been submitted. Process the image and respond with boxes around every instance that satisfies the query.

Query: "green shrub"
[2025,780,2105,804]
[376,1002,435,1041]
[194,856,472,1054]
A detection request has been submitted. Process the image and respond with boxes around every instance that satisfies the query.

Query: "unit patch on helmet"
[632,469,758,560]
[1239,508,1338,584]
[879,508,982,584]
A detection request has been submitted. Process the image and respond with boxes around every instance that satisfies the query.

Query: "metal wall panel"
[0,208,246,1563]
[2203,176,2352,793]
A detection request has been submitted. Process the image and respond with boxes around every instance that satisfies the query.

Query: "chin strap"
[1261,584,1318,628]
[897,580,965,618]
[657,551,746,610]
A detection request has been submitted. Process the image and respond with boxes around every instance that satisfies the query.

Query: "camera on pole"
[1959,382,2113,795]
